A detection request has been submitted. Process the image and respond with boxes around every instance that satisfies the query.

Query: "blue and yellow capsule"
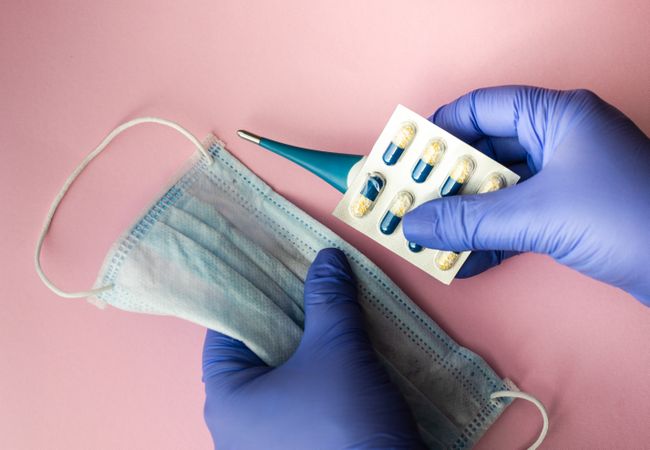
[411,138,446,183]
[435,250,460,271]
[349,172,386,218]
[382,121,417,165]
[477,173,507,194]
[440,155,476,197]
[379,191,414,235]
[408,241,423,253]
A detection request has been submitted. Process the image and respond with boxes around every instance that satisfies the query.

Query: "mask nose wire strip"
[34,117,214,299]
[490,390,549,450]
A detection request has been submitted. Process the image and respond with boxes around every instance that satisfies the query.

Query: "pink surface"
[1,1,649,448]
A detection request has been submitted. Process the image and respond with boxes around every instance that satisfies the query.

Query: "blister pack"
[333,105,520,284]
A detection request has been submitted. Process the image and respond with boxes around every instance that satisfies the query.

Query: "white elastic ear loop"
[491,390,549,450]
[35,117,214,299]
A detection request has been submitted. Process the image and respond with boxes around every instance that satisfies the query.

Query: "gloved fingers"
[431,86,553,169]
[472,136,529,166]
[403,178,549,253]
[300,248,366,351]
[202,331,270,444]
[202,329,267,384]
[304,248,358,310]
[456,250,520,278]
[431,86,524,140]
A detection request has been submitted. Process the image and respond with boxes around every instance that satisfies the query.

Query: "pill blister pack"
[333,105,520,284]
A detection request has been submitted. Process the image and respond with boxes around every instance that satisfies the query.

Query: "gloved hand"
[202,248,424,449]
[403,86,650,305]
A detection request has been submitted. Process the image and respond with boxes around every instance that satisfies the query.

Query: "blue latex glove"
[202,248,424,449]
[403,86,650,305]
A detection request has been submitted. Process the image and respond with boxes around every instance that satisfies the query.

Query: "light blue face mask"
[36,118,548,449]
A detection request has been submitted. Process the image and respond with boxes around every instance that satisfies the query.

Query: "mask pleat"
[165,198,305,324]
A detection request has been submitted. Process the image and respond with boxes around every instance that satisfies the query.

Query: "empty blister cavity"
[411,138,446,183]
[477,172,507,194]
[349,172,386,218]
[379,191,414,235]
[435,251,460,271]
[440,155,476,197]
[382,121,416,165]
[408,241,423,253]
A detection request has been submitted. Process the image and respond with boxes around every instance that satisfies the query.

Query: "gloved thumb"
[403,177,552,254]
[299,248,367,354]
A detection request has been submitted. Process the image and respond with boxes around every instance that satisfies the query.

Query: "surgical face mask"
[36,118,547,449]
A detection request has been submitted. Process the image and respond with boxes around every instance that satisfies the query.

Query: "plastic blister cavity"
[350,172,386,218]
[382,121,416,165]
[477,172,507,194]
[440,155,476,197]
[435,251,460,271]
[412,138,446,183]
[380,191,414,235]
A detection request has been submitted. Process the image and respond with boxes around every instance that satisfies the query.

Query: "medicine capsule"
[477,173,507,194]
[349,172,386,218]
[382,121,417,165]
[408,241,423,253]
[411,138,446,183]
[379,191,414,235]
[435,251,460,271]
[440,156,476,197]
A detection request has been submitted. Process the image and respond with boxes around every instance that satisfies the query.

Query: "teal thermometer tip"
[237,130,365,193]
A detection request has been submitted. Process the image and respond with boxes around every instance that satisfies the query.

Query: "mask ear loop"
[490,390,549,450]
[35,117,214,299]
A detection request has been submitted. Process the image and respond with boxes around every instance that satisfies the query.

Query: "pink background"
[2,1,649,448]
